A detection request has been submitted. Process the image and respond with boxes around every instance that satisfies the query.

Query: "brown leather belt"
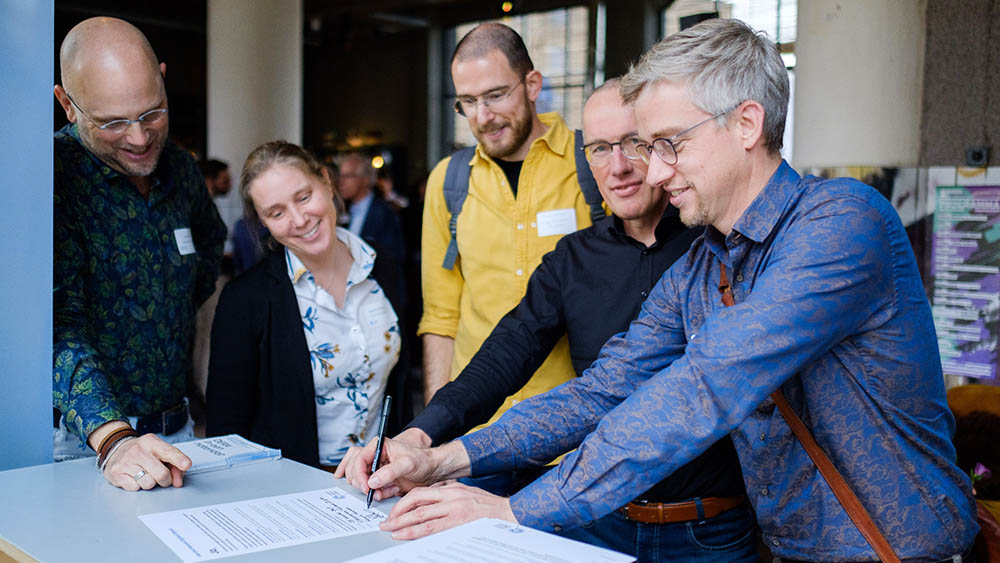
[619,495,745,524]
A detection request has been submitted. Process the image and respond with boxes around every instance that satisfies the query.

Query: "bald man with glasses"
[52,17,226,491]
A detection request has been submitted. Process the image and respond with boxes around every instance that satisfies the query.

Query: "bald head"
[60,17,160,99]
[55,17,169,181]
[589,77,622,103]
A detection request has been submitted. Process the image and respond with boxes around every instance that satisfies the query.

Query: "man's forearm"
[422,333,455,405]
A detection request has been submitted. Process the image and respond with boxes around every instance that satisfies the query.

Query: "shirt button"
[553,525,562,532]
[771,538,780,547]
[516,269,523,276]
[761,487,769,496]
[517,224,524,230]
[736,273,744,282]
[531,222,537,228]
[760,432,766,441]
[640,291,648,298]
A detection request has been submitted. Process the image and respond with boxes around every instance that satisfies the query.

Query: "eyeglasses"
[453,79,525,118]
[581,137,643,167]
[65,92,168,135]
[622,105,740,166]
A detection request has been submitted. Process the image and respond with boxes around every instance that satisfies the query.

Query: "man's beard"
[473,105,533,160]
[79,125,167,179]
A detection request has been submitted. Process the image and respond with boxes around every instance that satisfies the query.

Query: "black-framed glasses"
[65,91,167,135]
[622,105,740,166]
[453,79,525,118]
[581,137,643,167]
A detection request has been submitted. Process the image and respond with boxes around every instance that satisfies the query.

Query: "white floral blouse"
[286,228,401,466]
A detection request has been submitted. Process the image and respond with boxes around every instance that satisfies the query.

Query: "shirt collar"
[471,111,572,164]
[719,160,800,244]
[605,205,686,247]
[350,191,375,219]
[64,122,169,196]
[286,227,377,286]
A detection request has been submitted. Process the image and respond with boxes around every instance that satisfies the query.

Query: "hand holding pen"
[366,395,392,509]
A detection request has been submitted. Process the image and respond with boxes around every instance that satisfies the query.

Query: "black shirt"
[495,158,523,197]
[411,207,746,502]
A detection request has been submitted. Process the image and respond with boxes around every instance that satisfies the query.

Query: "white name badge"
[536,208,577,237]
[173,228,196,256]
[362,302,397,329]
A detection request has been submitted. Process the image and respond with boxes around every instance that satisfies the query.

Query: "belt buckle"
[162,402,186,435]
[620,499,648,523]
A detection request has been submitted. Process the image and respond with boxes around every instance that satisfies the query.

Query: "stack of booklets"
[174,434,282,475]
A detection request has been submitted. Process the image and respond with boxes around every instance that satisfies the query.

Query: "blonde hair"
[239,141,346,229]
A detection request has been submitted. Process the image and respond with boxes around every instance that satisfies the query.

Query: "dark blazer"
[206,245,412,468]
[360,195,406,265]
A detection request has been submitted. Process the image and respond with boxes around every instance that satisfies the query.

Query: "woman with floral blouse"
[206,141,410,469]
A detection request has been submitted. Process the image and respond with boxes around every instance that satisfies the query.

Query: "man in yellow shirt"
[419,23,593,441]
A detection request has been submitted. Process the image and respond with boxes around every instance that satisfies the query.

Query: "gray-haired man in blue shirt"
[349,18,978,561]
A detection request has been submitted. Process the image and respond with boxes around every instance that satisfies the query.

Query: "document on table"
[345,518,635,563]
[139,487,385,562]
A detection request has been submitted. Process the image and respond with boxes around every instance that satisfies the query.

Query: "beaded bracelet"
[97,435,138,473]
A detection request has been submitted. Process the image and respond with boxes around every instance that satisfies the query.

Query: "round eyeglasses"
[65,92,167,135]
[453,79,525,118]
[622,105,739,166]
[581,137,643,167]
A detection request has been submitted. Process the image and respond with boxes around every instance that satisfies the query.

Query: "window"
[446,5,599,151]
[661,0,796,161]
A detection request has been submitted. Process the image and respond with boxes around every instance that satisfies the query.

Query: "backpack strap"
[440,146,476,270]
[574,129,607,224]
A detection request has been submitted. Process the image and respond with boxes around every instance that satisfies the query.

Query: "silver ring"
[132,469,146,481]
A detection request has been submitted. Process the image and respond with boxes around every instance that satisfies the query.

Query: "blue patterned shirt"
[461,162,978,560]
[53,123,226,443]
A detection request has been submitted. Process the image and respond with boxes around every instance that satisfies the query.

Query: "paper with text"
[345,518,635,563]
[139,487,385,561]
[174,228,196,255]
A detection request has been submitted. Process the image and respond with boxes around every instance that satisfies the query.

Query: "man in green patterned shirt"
[52,17,226,491]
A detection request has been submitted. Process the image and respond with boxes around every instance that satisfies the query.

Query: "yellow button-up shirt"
[419,112,593,428]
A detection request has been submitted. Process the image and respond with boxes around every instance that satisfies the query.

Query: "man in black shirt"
[339,81,754,561]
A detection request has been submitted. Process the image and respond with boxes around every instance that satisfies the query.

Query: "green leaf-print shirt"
[53,123,227,443]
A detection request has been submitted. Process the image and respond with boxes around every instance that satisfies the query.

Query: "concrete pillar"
[792,1,925,168]
[207,0,302,212]
[195,0,302,402]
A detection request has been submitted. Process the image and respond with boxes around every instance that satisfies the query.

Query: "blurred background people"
[338,152,406,264]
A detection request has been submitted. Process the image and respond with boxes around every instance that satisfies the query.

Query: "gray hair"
[336,153,377,183]
[621,19,789,155]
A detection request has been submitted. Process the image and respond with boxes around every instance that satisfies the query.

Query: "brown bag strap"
[718,263,901,563]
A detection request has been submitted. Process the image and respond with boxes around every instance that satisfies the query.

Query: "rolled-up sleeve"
[417,157,463,339]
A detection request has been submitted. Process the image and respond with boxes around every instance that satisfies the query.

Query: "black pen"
[366,395,392,509]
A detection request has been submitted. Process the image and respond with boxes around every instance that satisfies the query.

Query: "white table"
[0,457,400,562]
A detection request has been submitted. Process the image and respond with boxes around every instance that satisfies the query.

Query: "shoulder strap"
[440,135,604,271]
[573,129,606,224]
[718,264,900,563]
[440,146,476,270]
